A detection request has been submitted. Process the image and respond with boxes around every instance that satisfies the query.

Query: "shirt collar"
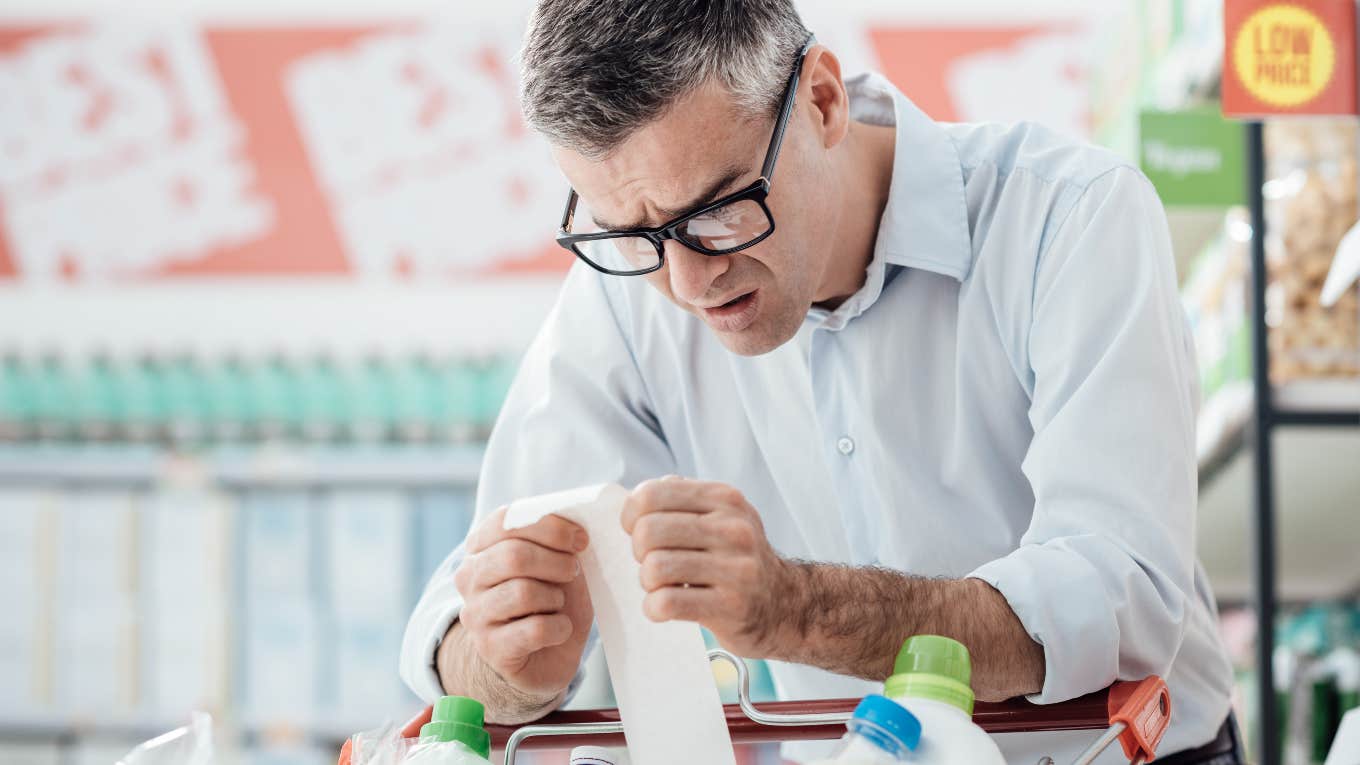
[807,73,973,330]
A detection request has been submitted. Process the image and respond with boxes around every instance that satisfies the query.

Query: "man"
[401,1,1241,762]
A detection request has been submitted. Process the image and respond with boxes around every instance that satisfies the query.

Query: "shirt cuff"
[967,543,1119,704]
[399,577,597,709]
[399,590,465,704]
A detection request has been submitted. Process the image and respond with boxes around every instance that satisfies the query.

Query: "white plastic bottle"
[569,745,630,765]
[883,635,1006,765]
[812,694,921,764]
[402,696,491,764]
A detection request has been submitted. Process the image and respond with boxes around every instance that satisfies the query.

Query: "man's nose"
[664,240,730,304]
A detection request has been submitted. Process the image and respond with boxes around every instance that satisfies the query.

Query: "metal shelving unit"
[1242,121,1360,765]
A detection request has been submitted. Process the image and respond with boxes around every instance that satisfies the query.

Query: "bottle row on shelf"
[1273,604,1360,765]
[1222,602,1360,765]
[0,351,519,445]
[0,484,471,733]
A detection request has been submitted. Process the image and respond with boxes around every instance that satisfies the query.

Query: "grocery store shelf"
[1274,378,1360,412]
[1198,424,1360,603]
[0,443,485,487]
[1272,379,1360,426]
[0,710,403,745]
[0,653,613,748]
[1195,379,1359,603]
[0,712,191,742]
[1274,409,1360,426]
[1197,381,1252,486]
[1197,379,1360,489]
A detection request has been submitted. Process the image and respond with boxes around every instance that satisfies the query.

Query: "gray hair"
[520,0,810,159]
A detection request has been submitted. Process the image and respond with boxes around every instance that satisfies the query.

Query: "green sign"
[1139,108,1246,207]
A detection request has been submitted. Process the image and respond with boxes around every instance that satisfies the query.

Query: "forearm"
[770,561,1045,701]
[434,620,567,724]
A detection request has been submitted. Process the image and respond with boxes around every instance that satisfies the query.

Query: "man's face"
[554,78,841,356]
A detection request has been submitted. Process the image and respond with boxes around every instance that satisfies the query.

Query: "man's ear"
[802,46,849,150]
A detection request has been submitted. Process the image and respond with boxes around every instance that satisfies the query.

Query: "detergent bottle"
[570,745,630,764]
[402,696,491,764]
[812,694,921,764]
[883,635,1005,765]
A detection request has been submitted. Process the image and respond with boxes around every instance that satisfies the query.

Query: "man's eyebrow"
[591,165,750,231]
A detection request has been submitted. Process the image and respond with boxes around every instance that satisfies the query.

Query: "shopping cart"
[338,649,1171,765]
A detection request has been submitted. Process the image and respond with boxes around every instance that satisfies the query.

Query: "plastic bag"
[348,720,487,765]
[116,712,214,765]
[348,723,412,765]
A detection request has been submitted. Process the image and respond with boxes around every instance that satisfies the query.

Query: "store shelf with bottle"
[1217,601,1360,765]
[1183,116,1360,603]
[0,350,519,448]
[0,481,471,760]
[1169,116,1359,765]
[1101,6,1359,762]
[1087,1,1359,459]
[0,347,494,763]
[0,347,786,765]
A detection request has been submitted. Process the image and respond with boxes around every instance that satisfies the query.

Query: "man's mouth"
[700,290,760,332]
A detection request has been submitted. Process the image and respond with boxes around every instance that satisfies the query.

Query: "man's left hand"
[620,476,795,657]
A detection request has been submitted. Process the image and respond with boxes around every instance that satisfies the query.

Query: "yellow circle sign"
[1233,4,1337,108]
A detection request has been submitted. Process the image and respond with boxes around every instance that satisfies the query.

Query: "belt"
[1153,714,1244,765]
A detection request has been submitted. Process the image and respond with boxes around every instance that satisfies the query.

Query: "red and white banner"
[0,18,1094,285]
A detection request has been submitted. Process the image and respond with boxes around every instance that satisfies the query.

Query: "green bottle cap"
[419,695,490,758]
[884,635,976,715]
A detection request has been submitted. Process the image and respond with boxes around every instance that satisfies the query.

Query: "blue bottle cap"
[850,694,922,751]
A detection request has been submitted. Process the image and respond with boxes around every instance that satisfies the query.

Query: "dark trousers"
[1156,714,1245,765]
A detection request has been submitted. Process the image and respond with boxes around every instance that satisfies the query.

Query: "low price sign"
[1223,0,1358,116]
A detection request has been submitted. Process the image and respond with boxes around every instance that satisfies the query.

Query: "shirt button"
[837,436,855,455]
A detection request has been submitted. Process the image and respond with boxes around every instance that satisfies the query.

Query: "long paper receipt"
[504,483,735,764]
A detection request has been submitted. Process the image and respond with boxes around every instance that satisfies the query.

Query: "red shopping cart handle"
[337,677,1168,760]
[1108,675,1172,762]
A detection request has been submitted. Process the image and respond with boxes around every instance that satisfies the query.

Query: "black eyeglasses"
[556,35,816,276]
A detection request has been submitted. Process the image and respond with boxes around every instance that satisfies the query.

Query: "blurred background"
[0,0,1356,763]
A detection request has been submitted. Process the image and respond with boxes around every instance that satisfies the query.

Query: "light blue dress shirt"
[401,73,1235,763]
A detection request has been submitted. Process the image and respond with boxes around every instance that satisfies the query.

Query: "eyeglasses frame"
[555,34,816,277]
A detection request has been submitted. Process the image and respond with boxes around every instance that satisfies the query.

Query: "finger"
[468,506,589,555]
[642,585,721,623]
[630,511,711,561]
[623,478,732,532]
[453,557,472,594]
[639,549,718,592]
[471,538,580,590]
[490,613,574,660]
[467,579,567,626]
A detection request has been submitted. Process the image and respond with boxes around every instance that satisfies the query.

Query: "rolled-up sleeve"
[968,167,1199,703]
[399,262,677,703]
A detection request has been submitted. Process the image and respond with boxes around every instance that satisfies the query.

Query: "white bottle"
[569,745,630,765]
[812,694,921,764]
[402,741,486,765]
[883,635,1005,765]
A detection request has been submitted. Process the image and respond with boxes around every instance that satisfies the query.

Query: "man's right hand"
[449,506,593,703]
